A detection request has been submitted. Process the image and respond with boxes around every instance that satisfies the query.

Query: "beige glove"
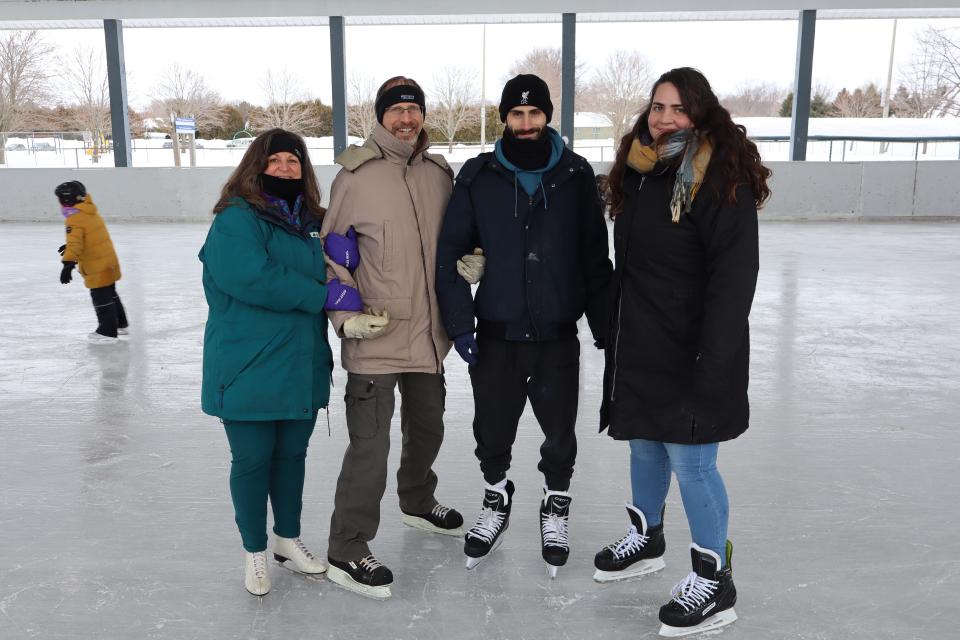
[343,309,390,339]
[456,248,485,285]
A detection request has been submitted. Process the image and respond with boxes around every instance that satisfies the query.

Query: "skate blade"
[402,514,464,537]
[326,566,391,600]
[546,564,559,579]
[464,532,506,570]
[658,608,737,637]
[593,557,666,583]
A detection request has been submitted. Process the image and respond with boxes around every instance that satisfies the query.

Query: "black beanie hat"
[266,131,306,161]
[499,74,553,124]
[375,84,426,123]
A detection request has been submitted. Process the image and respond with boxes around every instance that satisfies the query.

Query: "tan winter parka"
[322,124,454,374]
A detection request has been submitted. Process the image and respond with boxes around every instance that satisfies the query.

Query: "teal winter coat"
[199,199,333,421]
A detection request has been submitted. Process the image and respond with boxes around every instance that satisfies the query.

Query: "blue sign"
[174,117,196,134]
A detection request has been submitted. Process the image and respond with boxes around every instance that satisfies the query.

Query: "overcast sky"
[35,17,960,110]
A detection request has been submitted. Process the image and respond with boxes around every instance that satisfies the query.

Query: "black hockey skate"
[464,480,514,569]
[327,554,394,600]
[658,541,738,637]
[402,503,464,537]
[593,504,666,582]
[540,489,572,579]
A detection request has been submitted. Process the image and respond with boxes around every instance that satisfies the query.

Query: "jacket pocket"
[382,221,394,273]
[344,297,412,363]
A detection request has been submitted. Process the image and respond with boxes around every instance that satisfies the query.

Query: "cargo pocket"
[344,376,382,440]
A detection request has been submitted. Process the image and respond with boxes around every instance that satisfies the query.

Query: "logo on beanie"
[521,91,530,105]
[401,94,414,101]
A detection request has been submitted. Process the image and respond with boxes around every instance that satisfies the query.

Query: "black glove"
[57,244,65,256]
[60,262,76,284]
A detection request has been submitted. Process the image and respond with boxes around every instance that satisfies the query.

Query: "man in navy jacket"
[435,74,612,574]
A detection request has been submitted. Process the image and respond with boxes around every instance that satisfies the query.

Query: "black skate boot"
[327,554,394,600]
[402,503,464,537]
[464,480,514,569]
[657,541,738,637]
[540,489,571,579]
[593,504,666,582]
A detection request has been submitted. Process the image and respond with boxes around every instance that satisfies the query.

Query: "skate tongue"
[690,544,721,579]
[483,488,506,510]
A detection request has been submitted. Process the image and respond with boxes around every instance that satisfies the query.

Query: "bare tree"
[721,82,787,117]
[426,66,479,152]
[587,50,654,143]
[832,83,883,117]
[894,27,960,117]
[507,47,587,128]
[60,45,111,160]
[248,70,325,135]
[347,74,378,139]
[0,30,54,163]
[152,63,224,134]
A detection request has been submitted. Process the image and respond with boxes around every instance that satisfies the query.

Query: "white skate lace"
[431,504,451,519]
[358,555,384,572]
[669,571,719,612]
[467,507,505,544]
[541,513,569,549]
[252,552,267,578]
[606,525,649,559]
[291,537,317,560]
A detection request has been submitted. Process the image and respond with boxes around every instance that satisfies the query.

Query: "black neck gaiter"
[500,127,552,171]
[260,173,304,212]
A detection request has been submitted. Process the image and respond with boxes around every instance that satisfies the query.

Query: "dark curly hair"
[606,67,771,218]
[213,128,324,218]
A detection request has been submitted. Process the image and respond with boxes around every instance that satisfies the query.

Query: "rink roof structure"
[3,0,960,165]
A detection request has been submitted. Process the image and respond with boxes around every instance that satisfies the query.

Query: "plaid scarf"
[625,129,713,223]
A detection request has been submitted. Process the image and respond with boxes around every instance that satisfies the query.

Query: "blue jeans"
[629,439,729,561]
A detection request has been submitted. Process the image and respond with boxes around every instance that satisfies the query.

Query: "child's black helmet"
[54,180,86,206]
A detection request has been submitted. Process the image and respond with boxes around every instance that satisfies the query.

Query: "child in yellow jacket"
[55,180,129,343]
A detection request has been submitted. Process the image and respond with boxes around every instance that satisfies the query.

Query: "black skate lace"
[670,571,719,612]
[358,555,384,571]
[431,504,450,519]
[467,507,505,544]
[251,551,267,578]
[291,537,316,560]
[606,525,649,559]
[541,513,569,549]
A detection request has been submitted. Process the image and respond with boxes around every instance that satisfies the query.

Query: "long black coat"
[600,163,759,444]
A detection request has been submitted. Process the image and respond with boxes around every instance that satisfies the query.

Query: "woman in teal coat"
[200,129,362,596]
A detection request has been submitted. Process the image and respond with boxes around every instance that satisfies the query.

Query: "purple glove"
[324,227,360,272]
[454,333,479,366]
[324,278,363,312]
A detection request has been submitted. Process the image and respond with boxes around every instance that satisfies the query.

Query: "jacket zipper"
[610,176,645,403]
[401,171,443,371]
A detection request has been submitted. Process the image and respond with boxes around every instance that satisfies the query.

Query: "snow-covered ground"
[3,117,957,168]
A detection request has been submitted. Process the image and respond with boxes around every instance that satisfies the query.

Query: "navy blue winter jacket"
[435,145,612,344]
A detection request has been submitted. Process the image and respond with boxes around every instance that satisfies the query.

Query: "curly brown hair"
[606,67,771,218]
[213,128,325,218]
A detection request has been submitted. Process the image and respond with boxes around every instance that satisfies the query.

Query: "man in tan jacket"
[320,76,469,600]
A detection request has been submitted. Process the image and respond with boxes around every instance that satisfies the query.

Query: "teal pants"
[223,415,317,552]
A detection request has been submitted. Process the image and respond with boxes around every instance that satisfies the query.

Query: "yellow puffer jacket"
[62,195,122,289]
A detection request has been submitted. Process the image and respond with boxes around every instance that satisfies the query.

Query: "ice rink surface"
[1,221,957,640]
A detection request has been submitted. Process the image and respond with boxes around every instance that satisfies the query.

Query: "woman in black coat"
[591,68,771,638]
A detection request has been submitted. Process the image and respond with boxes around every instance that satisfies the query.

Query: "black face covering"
[259,173,304,211]
[500,127,552,171]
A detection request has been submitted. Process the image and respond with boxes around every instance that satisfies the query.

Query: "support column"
[561,13,576,149]
[330,16,348,157]
[103,19,132,167]
[790,10,816,161]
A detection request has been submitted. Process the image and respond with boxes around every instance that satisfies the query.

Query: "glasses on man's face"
[385,105,422,117]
